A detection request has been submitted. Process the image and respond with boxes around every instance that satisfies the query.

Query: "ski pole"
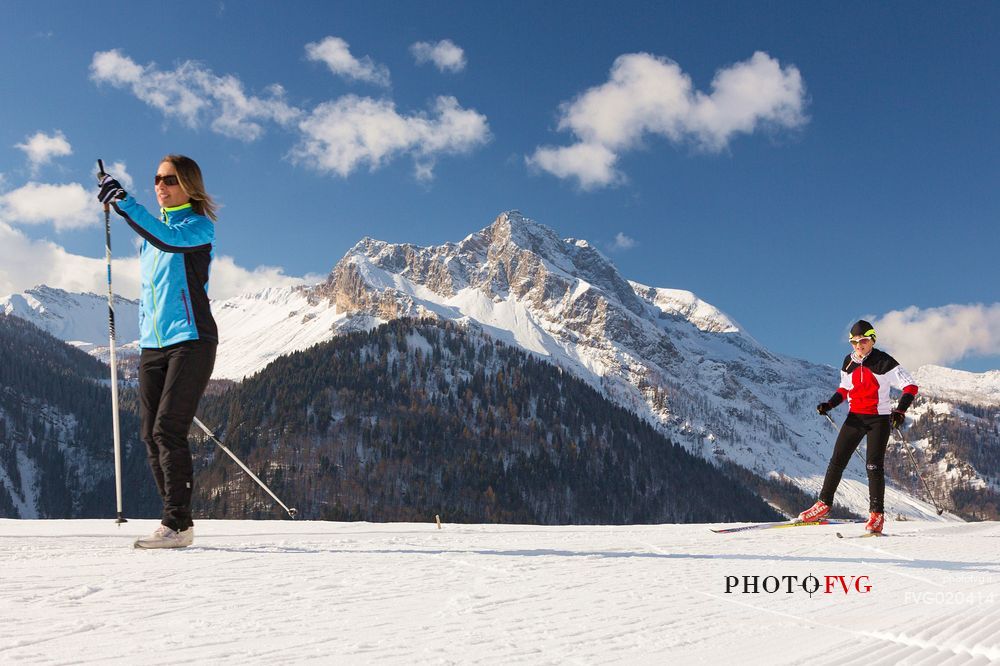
[98,159,126,525]
[895,426,945,516]
[822,412,866,465]
[192,417,298,519]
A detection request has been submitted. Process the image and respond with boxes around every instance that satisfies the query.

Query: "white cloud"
[305,37,390,87]
[209,256,322,300]
[104,161,134,191]
[90,49,143,85]
[90,48,489,181]
[0,182,94,231]
[0,219,318,302]
[873,303,1000,369]
[291,95,490,180]
[0,219,141,297]
[90,50,301,141]
[528,51,807,189]
[15,130,73,173]
[410,40,466,73]
[612,232,636,250]
[526,142,620,190]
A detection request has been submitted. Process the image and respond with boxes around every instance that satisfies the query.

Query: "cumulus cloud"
[15,130,73,173]
[873,304,1000,369]
[612,232,636,250]
[527,51,807,189]
[305,37,390,87]
[410,39,466,73]
[291,95,490,180]
[528,142,620,190]
[90,49,301,141]
[91,48,489,180]
[209,256,323,300]
[0,220,141,297]
[104,161,134,191]
[0,219,318,302]
[0,182,94,231]
[0,166,132,234]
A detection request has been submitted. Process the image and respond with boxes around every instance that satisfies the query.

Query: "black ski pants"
[139,339,216,532]
[819,412,891,513]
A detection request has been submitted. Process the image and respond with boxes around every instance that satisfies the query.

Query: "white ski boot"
[134,524,194,549]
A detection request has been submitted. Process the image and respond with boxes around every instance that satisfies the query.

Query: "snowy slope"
[210,286,352,380]
[630,282,743,334]
[0,286,140,363]
[1,519,998,664]
[915,365,1000,406]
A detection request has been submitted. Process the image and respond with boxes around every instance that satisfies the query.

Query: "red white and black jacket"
[829,348,918,415]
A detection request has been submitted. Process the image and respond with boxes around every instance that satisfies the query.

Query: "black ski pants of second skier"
[819,412,891,513]
[139,339,216,532]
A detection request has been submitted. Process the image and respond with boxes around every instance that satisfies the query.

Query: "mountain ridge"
[3,211,995,520]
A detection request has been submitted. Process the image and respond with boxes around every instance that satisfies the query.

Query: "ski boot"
[797,500,830,523]
[864,512,884,534]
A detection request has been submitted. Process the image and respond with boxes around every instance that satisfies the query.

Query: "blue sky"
[1,2,997,372]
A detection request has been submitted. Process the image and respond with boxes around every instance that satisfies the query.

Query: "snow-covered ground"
[2,519,998,664]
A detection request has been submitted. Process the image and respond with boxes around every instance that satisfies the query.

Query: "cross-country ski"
[711,518,862,534]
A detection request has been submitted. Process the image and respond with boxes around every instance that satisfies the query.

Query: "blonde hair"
[160,154,218,221]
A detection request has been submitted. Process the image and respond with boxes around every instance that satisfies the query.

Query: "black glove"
[890,410,906,429]
[816,402,833,416]
[97,175,127,204]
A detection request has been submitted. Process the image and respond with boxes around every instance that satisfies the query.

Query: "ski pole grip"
[97,159,109,213]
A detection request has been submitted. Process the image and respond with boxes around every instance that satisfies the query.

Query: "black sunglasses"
[154,174,180,186]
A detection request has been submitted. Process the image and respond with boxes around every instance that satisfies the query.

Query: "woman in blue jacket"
[98,155,218,549]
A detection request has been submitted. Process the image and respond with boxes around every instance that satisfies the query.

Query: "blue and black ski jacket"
[112,195,219,349]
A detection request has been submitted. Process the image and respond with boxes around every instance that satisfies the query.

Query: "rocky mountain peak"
[454,211,645,316]
[480,210,560,253]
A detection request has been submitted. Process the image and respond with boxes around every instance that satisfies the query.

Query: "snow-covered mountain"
[1,286,140,363]
[915,365,1000,406]
[4,211,995,519]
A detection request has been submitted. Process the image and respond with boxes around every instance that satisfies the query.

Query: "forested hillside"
[196,319,782,524]
[0,314,158,518]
